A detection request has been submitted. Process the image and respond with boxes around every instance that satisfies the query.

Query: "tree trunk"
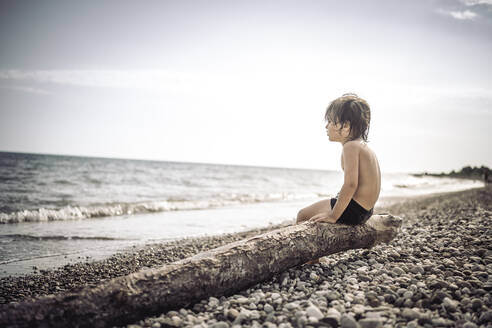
[0,214,402,328]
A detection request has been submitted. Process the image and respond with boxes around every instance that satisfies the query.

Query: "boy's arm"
[310,142,359,223]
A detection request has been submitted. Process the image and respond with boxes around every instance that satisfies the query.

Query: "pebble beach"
[1,186,491,328]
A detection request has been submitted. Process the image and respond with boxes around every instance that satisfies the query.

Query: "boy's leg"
[296,199,333,265]
[296,199,333,224]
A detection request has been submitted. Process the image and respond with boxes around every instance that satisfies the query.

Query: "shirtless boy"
[297,93,381,240]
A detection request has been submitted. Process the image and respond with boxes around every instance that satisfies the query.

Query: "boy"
[296,93,381,262]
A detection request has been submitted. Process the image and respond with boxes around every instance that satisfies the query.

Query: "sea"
[0,151,483,277]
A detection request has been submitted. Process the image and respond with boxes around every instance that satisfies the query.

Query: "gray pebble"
[226,308,239,320]
[186,314,196,323]
[294,310,305,318]
[470,298,483,310]
[365,312,384,319]
[305,305,323,319]
[209,322,229,328]
[208,296,220,308]
[232,313,247,325]
[171,316,182,326]
[352,304,365,315]
[402,291,413,299]
[401,308,420,321]
[347,277,358,285]
[235,296,249,304]
[167,311,179,317]
[264,303,274,313]
[284,302,298,310]
[403,298,413,308]
[431,317,454,327]
[479,310,492,324]
[442,297,458,312]
[326,307,341,319]
[392,267,405,275]
[396,288,406,295]
[340,314,358,328]
[383,293,396,304]
[264,323,278,328]
[271,292,281,300]
[296,315,307,327]
[321,315,340,327]
[462,322,478,328]
[344,294,354,302]
[308,316,319,324]
[406,320,419,328]
[358,318,382,328]
[250,310,261,320]
[265,313,276,323]
[409,265,424,274]
[326,291,341,301]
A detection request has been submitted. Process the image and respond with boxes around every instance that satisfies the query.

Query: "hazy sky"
[1,0,491,173]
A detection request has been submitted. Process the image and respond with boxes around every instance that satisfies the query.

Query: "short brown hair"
[324,93,371,142]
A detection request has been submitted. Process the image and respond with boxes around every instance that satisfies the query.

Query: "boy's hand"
[308,212,337,224]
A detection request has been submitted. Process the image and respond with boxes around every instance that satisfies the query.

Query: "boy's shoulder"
[342,139,367,152]
[343,140,377,162]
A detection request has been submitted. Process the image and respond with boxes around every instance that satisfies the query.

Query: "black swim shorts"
[330,197,373,225]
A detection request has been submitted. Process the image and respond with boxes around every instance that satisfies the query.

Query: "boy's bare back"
[342,139,381,211]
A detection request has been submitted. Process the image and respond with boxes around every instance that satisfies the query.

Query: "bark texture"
[1,214,401,328]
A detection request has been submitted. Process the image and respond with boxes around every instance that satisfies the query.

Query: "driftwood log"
[1,214,402,328]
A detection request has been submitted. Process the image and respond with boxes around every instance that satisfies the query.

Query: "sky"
[0,0,491,173]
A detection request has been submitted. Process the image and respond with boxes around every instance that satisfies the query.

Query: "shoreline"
[0,183,484,278]
[1,186,491,327]
[0,185,483,279]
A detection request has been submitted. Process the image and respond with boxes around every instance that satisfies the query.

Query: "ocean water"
[0,152,483,276]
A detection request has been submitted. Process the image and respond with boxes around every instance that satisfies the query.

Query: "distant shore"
[1,186,491,327]
[411,165,490,182]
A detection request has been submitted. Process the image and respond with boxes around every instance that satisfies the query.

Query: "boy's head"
[325,93,371,142]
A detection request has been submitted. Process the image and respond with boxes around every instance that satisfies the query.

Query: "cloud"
[436,0,492,22]
[0,85,53,96]
[0,69,198,91]
[435,7,479,20]
[0,69,294,100]
[459,0,492,5]
[449,9,478,19]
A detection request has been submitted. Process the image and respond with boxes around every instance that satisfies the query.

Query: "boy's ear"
[341,122,352,138]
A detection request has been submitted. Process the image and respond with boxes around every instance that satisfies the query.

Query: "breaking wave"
[0,234,126,241]
[0,192,317,224]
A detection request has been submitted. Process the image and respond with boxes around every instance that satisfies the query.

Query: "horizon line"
[1,149,481,175]
[0,149,338,173]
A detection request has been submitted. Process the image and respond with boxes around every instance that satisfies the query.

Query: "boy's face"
[326,119,350,143]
